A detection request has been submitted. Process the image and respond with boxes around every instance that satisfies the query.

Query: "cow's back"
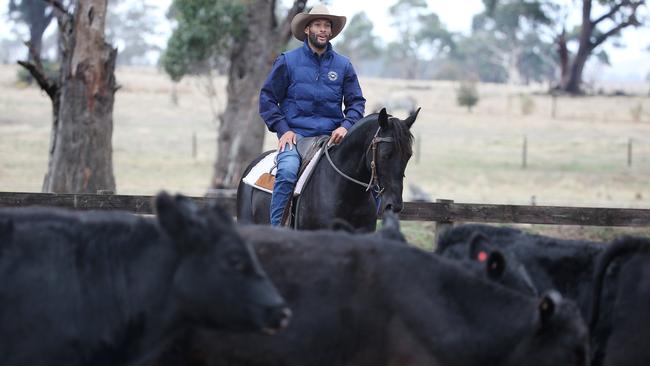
[0,207,173,366]
[171,226,588,366]
[437,224,605,315]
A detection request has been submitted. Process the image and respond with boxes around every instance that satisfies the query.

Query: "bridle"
[324,126,394,196]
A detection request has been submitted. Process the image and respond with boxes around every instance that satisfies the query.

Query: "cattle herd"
[0,191,648,366]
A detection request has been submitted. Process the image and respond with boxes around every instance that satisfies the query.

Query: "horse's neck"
[328,124,373,179]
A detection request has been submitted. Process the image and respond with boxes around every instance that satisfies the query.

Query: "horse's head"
[370,107,420,213]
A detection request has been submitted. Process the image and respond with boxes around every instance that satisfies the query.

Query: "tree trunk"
[557,0,643,94]
[562,47,590,94]
[560,0,593,94]
[556,29,569,88]
[43,0,118,193]
[211,0,306,189]
[27,5,52,62]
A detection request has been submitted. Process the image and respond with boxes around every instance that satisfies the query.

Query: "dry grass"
[1,64,650,241]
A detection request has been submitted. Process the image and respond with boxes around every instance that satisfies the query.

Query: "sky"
[0,0,648,82]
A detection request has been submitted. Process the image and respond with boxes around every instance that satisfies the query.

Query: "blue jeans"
[270,141,301,226]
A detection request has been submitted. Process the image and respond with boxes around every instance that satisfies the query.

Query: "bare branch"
[17,40,58,100]
[43,0,67,14]
[43,0,72,25]
[591,1,643,49]
[17,60,58,100]
[278,0,308,44]
[591,0,628,27]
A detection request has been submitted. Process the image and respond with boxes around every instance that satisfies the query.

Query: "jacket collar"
[302,38,333,59]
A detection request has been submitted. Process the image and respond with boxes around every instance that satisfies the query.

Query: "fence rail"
[2,192,650,227]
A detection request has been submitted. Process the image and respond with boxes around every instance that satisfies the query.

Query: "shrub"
[457,81,479,113]
[520,94,535,115]
[630,102,643,122]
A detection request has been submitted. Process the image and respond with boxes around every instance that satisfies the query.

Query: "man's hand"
[278,131,297,152]
[329,126,348,145]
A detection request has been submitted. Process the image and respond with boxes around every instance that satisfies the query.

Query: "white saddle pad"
[242,148,324,196]
[242,152,277,194]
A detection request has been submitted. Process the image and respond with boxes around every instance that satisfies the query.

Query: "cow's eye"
[226,253,248,273]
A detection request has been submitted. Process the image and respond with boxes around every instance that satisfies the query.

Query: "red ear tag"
[477,251,488,262]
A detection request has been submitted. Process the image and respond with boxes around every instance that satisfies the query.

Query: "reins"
[324,126,393,195]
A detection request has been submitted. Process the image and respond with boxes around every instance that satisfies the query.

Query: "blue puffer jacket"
[259,40,366,138]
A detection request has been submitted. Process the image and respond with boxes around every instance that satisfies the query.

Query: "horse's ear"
[404,107,421,129]
[378,108,389,130]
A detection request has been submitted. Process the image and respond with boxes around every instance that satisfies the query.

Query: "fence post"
[415,132,421,164]
[522,135,528,169]
[192,132,197,160]
[551,93,557,119]
[628,138,633,167]
[433,199,454,249]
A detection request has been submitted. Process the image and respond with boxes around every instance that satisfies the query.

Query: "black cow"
[589,236,650,366]
[164,226,588,366]
[329,210,407,242]
[436,224,605,318]
[0,192,290,366]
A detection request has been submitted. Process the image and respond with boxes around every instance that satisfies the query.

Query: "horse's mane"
[345,113,413,160]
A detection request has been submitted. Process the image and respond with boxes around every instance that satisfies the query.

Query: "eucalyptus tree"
[18,0,117,193]
[334,11,381,74]
[473,0,555,84]
[386,0,453,79]
[162,0,308,189]
[8,0,54,62]
[558,0,646,93]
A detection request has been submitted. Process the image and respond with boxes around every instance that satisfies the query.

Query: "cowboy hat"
[291,4,347,42]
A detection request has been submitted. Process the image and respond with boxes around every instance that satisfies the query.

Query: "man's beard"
[308,31,330,49]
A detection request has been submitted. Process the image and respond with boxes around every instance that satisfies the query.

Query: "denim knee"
[275,147,300,184]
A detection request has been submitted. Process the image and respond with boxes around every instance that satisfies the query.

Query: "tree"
[384,0,453,79]
[557,0,646,93]
[444,33,509,83]
[334,12,381,69]
[18,0,118,193]
[163,0,307,189]
[516,32,556,84]
[8,0,54,62]
[106,0,161,66]
[387,0,428,79]
[473,0,555,84]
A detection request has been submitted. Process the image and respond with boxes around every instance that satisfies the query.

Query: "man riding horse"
[259,4,366,227]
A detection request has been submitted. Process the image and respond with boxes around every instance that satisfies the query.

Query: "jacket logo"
[327,71,338,81]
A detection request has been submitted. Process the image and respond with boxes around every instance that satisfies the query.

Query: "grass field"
[1,64,650,244]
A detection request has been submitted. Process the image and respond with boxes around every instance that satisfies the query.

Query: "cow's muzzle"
[261,306,292,335]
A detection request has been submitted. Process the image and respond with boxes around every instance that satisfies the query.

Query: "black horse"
[237,108,420,231]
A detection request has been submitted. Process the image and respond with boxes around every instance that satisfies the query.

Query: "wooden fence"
[2,192,650,229]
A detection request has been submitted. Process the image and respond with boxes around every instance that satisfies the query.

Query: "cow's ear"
[539,290,562,325]
[486,251,506,279]
[206,202,236,231]
[403,107,421,129]
[378,108,389,130]
[155,191,197,242]
[468,232,491,262]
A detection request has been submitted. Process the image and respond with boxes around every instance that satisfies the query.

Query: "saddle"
[242,136,330,225]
